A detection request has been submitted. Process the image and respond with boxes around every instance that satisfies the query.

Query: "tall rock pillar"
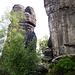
[12,4,37,49]
[44,0,75,57]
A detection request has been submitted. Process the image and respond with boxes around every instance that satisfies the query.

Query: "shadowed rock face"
[24,6,37,48]
[12,4,37,48]
[44,0,75,56]
[47,37,52,48]
[25,6,36,27]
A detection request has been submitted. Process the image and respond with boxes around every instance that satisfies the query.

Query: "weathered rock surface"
[36,64,48,73]
[12,4,37,48]
[43,48,53,57]
[44,0,75,57]
[25,6,36,27]
[12,4,25,12]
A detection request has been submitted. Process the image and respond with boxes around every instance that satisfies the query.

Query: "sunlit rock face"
[12,4,25,12]
[44,0,75,57]
[12,4,37,48]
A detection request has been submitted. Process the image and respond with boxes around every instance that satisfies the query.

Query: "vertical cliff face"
[44,0,75,56]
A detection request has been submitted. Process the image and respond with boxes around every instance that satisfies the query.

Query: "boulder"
[36,64,48,73]
[43,48,53,57]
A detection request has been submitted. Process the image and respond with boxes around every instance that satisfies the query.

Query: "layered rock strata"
[12,4,37,48]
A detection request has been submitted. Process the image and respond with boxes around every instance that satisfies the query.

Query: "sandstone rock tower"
[44,0,75,57]
[12,4,37,48]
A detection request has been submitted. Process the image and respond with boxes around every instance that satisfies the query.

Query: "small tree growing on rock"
[0,10,39,75]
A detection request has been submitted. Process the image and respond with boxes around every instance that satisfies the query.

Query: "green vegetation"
[0,9,75,75]
[0,22,7,51]
[47,56,75,75]
[38,35,48,51]
[0,11,39,75]
[0,26,6,52]
[38,36,75,75]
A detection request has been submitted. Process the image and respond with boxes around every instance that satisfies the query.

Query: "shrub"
[0,11,39,75]
[49,56,75,75]
[64,71,75,75]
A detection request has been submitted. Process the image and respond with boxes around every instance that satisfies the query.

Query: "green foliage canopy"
[49,56,75,75]
[38,35,48,51]
[0,10,39,75]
